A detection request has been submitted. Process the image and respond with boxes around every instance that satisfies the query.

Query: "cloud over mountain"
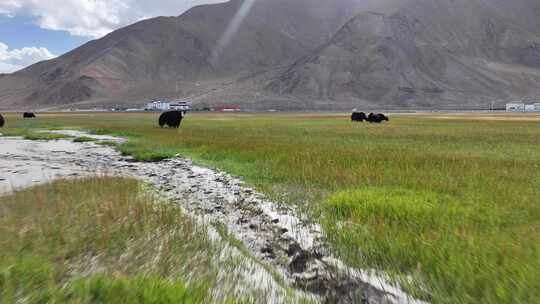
[0,42,55,73]
[0,0,226,37]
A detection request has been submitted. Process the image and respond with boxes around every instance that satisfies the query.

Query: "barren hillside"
[0,0,539,110]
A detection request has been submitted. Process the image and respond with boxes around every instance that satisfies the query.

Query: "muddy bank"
[0,136,124,194]
[133,160,421,304]
[0,131,423,304]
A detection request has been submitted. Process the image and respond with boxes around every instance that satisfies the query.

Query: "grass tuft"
[24,132,71,141]
[323,187,540,302]
[73,136,96,142]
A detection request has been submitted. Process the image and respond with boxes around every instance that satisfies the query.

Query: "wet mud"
[0,136,124,194]
[0,131,424,304]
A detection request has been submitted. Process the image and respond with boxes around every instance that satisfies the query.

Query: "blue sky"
[0,15,89,55]
[0,0,226,73]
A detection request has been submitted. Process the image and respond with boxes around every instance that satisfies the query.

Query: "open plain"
[1,112,539,303]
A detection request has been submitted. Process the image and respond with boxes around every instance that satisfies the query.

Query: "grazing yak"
[351,112,367,122]
[159,110,185,128]
[367,113,389,123]
[0,113,4,127]
[23,112,36,118]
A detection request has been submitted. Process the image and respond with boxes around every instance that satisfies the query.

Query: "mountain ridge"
[267,0,540,109]
[1,0,539,110]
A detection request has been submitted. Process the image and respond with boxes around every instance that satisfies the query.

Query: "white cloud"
[0,0,227,38]
[0,0,23,16]
[0,62,23,73]
[0,42,56,73]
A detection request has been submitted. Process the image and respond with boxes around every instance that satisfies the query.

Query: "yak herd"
[0,112,36,128]
[157,110,389,128]
[351,112,389,123]
[0,110,388,129]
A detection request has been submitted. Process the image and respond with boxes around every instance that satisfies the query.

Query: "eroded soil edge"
[0,132,423,304]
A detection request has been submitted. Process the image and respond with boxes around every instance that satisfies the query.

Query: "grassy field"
[0,177,306,304]
[0,177,219,303]
[1,112,540,303]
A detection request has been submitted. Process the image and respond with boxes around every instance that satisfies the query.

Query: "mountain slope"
[267,0,540,109]
[1,0,540,110]
[0,0,378,110]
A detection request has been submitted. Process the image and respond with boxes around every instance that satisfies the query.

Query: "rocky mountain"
[0,0,378,110]
[1,0,539,110]
[268,0,540,109]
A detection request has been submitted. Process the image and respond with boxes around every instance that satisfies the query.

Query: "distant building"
[506,102,525,112]
[146,100,191,111]
[215,104,241,112]
[146,100,170,111]
[170,101,191,111]
[506,102,540,112]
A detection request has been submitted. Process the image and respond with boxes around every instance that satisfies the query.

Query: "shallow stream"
[0,131,423,304]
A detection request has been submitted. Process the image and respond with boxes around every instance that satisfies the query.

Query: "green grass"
[96,140,119,147]
[0,127,72,141]
[23,132,71,140]
[0,177,220,303]
[1,112,539,303]
[1,261,207,304]
[73,136,96,142]
[323,187,539,302]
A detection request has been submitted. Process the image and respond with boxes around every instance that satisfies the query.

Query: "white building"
[146,100,170,111]
[506,102,525,112]
[146,100,191,111]
[506,102,540,112]
[170,101,191,111]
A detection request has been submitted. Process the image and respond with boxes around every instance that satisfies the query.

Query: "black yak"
[351,112,367,122]
[159,110,185,128]
[0,113,4,127]
[367,113,389,123]
[23,112,36,118]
